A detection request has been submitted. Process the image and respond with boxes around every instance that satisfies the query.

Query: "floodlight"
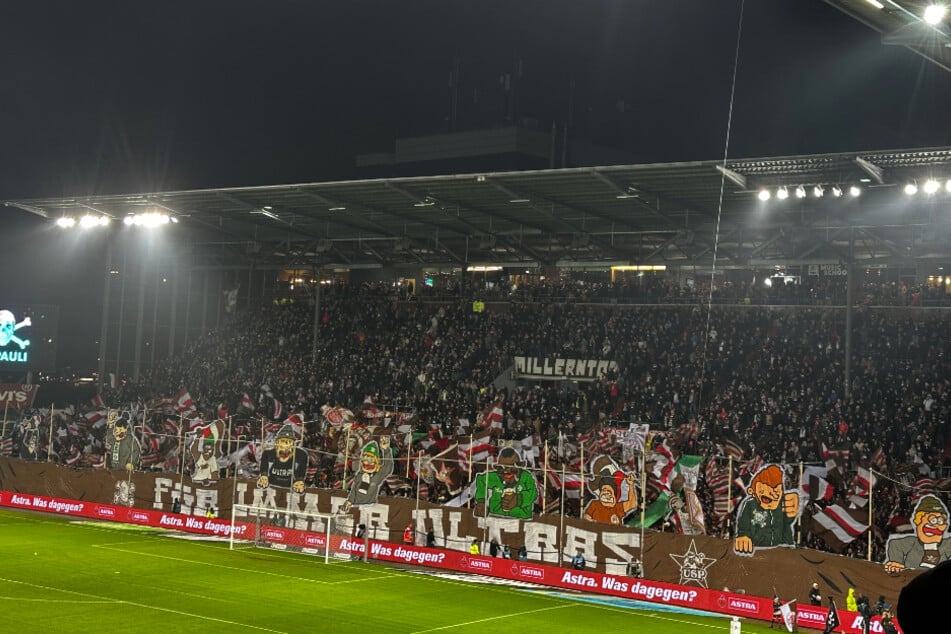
[832,186,843,198]
[795,185,807,199]
[79,215,101,229]
[776,186,789,200]
[758,189,771,201]
[813,185,824,198]
[56,217,76,228]
[946,179,951,193]
[863,0,884,8]
[904,182,918,195]
[924,179,940,194]
[849,185,861,197]
[924,4,947,25]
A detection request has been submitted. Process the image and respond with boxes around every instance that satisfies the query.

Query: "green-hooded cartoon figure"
[474,446,538,519]
[884,495,951,572]
[342,436,393,512]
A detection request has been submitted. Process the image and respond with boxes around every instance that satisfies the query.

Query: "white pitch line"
[411,604,572,633]
[0,576,287,633]
[0,597,114,604]
[92,543,397,587]
[92,543,328,583]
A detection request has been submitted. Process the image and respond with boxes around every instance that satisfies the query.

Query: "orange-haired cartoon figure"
[583,455,638,525]
[734,464,799,555]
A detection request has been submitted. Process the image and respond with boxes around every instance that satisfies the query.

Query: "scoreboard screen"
[0,304,58,372]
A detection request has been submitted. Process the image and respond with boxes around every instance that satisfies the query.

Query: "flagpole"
[342,424,352,493]
[47,403,55,463]
[559,463,566,568]
[867,468,873,562]
[797,460,804,546]
[542,441,549,514]
[468,432,474,479]
[639,448,646,573]
[727,455,733,536]
[1,400,8,445]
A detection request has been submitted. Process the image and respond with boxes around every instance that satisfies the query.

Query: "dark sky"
[3,0,951,375]
[2,0,951,200]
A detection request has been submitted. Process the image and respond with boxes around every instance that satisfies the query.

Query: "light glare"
[758,189,771,201]
[924,4,947,25]
[904,183,918,195]
[924,179,940,194]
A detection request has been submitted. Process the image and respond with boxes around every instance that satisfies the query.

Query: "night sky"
[2,1,951,374]
[2,1,950,200]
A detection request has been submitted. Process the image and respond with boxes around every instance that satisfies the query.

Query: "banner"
[0,384,38,410]
[0,488,896,634]
[513,356,617,381]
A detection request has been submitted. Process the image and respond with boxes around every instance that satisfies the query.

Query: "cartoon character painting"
[190,420,223,485]
[884,495,951,572]
[583,455,638,525]
[342,436,393,511]
[733,464,799,555]
[106,411,141,472]
[474,446,537,519]
[257,424,308,493]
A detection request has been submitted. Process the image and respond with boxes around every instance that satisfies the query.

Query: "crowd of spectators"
[3,277,950,565]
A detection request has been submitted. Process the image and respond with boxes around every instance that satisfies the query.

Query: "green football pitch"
[0,508,786,633]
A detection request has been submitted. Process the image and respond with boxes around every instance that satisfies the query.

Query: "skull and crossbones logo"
[0,310,30,350]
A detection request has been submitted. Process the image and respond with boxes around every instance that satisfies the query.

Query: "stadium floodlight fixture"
[79,215,110,228]
[56,217,76,228]
[776,186,789,200]
[757,189,771,201]
[924,4,948,25]
[924,179,941,195]
[795,185,807,199]
[831,186,843,198]
[123,212,171,227]
[904,182,918,196]
[849,185,862,197]
[813,185,824,198]
[863,0,884,8]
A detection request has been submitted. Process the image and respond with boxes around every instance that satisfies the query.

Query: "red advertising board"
[0,490,898,633]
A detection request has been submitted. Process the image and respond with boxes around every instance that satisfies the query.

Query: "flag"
[780,601,796,633]
[823,598,840,634]
[272,399,283,420]
[821,443,850,471]
[869,447,886,470]
[802,466,834,504]
[720,438,744,461]
[853,467,877,496]
[240,393,255,412]
[283,413,303,436]
[174,388,195,414]
[481,400,504,430]
[810,504,868,552]
[620,423,649,452]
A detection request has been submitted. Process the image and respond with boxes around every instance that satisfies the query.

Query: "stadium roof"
[823,0,951,72]
[7,146,951,271]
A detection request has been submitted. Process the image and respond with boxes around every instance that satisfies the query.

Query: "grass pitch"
[0,508,784,633]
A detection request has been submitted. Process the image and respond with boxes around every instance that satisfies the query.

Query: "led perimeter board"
[0,304,58,372]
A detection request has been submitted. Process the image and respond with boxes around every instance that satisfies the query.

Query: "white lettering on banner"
[513,565,544,580]
[807,263,848,276]
[561,571,598,588]
[484,516,522,547]
[514,356,617,382]
[601,576,630,592]
[601,530,640,569]
[393,546,447,565]
[523,522,560,564]
[0,385,37,407]
[629,581,698,603]
[564,524,598,565]
[728,597,759,614]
